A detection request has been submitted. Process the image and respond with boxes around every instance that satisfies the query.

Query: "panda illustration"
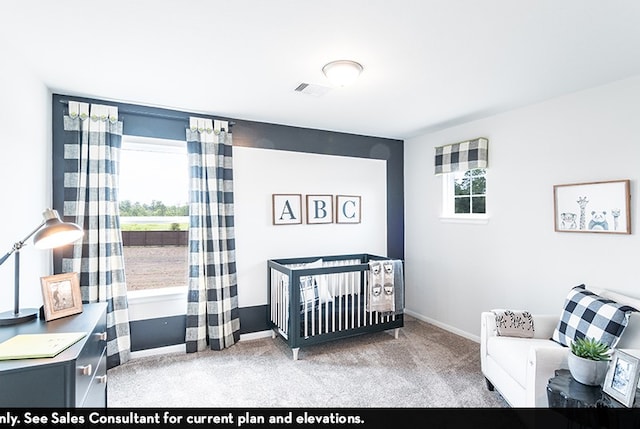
[588,211,609,230]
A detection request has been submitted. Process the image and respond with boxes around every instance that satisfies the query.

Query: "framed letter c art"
[336,195,361,224]
[272,194,302,225]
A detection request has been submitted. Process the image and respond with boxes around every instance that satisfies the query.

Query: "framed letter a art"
[272,194,302,225]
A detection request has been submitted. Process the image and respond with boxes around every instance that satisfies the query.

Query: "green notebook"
[0,332,87,360]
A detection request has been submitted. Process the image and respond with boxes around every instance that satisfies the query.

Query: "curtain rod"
[57,98,235,127]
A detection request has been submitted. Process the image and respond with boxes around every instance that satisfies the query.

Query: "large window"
[119,136,189,292]
[442,168,487,219]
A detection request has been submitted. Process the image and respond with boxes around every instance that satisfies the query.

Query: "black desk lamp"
[0,208,83,325]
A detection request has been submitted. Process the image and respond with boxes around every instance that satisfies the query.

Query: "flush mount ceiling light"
[322,60,363,87]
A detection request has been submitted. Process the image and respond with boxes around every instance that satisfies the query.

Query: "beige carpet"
[107,315,507,408]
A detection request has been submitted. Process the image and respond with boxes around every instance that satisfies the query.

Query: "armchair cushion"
[487,336,562,387]
[551,284,637,348]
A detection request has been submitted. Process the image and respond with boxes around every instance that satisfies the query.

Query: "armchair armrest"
[480,312,496,371]
[525,345,569,407]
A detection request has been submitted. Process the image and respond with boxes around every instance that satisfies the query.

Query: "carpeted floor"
[107,315,507,408]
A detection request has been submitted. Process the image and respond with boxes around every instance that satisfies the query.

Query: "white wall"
[233,146,387,307]
[0,47,52,312]
[404,75,640,341]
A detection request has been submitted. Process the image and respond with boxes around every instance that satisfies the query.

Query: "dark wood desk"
[0,303,107,407]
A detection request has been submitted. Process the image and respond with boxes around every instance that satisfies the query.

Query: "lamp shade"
[322,60,363,87]
[33,209,83,249]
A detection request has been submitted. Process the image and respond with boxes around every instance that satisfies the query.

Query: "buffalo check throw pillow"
[551,284,638,348]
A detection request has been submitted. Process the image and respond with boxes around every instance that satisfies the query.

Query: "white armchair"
[481,287,640,407]
[481,311,566,407]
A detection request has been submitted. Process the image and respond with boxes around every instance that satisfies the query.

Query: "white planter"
[568,352,610,386]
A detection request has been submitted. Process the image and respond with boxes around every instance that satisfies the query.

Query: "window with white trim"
[442,168,487,218]
[435,137,489,221]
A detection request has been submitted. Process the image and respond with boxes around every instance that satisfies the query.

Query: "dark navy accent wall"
[231,120,404,260]
[51,93,404,350]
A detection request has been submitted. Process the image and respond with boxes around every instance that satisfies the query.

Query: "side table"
[547,368,640,408]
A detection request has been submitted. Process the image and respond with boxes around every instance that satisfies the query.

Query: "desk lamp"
[0,208,83,325]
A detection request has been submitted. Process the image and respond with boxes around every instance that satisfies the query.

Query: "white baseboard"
[404,309,480,343]
[128,330,274,360]
[240,330,273,341]
[130,343,186,359]
[127,316,479,360]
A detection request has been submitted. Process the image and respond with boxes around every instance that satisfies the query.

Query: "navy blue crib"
[267,253,404,360]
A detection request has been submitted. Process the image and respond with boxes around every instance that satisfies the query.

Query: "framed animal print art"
[553,179,630,234]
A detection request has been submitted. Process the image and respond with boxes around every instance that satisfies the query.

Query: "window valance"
[434,137,488,174]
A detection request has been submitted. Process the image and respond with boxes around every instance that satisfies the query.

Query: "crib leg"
[394,328,400,339]
[271,329,277,339]
[292,348,300,361]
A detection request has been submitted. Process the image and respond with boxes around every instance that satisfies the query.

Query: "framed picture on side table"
[603,350,640,407]
[40,272,83,322]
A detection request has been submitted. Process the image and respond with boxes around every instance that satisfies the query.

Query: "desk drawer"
[75,314,107,406]
[80,349,107,407]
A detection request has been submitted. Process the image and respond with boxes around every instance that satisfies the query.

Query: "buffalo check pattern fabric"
[185,117,240,353]
[61,101,131,369]
[434,137,488,174]
[552,284,637,348]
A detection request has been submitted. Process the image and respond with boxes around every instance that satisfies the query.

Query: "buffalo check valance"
[434,137,488,174]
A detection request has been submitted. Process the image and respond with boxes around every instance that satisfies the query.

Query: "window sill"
[439,215,489,225]
[127,286,188,321]
[127,286,188,304]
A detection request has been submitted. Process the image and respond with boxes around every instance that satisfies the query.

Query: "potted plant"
[568,337,612,386]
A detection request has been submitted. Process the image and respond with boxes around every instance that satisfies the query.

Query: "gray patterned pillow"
[492,310,535,338]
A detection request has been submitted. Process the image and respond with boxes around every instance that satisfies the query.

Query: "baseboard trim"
[127,330,274,360]
[404,309,480,343]
[130,343,186,359]
[127,314,479,360]
[240,330,273,341]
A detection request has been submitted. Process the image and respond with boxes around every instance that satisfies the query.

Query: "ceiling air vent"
[294,82,330,97]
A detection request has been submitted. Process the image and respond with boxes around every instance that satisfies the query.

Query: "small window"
[442,168,488,221]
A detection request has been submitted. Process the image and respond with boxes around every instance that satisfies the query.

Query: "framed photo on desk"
[40,272,83,322]
[603,350,640,407]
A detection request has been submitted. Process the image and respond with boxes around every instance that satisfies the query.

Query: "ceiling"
[2,0,640,140]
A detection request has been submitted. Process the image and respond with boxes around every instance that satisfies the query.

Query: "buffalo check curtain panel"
[61,101,131,369]
[185,117,240,353]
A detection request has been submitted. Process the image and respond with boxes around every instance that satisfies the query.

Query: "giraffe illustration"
[577,197,589,230]
[612,209,621,231]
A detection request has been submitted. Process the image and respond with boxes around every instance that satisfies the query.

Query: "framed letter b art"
[553,179,630,234]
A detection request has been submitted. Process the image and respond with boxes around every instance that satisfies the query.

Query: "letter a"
[279,200,297,221]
